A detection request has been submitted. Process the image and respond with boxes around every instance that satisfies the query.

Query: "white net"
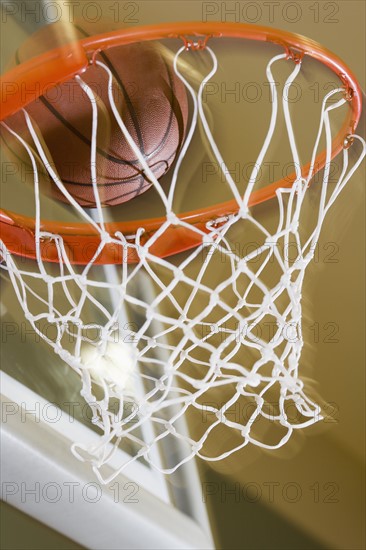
[1,42,365,482]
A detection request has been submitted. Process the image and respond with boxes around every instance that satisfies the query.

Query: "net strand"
[1,46,365,482]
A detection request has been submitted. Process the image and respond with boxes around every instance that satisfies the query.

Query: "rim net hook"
[339,73,354,101]
[285,45,304,64]
[179,34,215,51]
[272,39,304,64]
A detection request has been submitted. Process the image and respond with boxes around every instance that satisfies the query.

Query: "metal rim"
[0,21,362,264]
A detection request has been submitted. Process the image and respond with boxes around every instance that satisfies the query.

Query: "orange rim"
[0,22,362,265]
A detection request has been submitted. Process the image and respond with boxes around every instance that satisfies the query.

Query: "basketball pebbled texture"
[4,24,189,207]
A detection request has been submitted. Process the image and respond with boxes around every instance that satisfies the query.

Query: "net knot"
[214,364,222,376]
[209,291,220,306]
[148,337,157,348]
[166,212,180,225]
[191,441,203,453]
[164,422,177,435]
[209,323,219,335]
[293,257,308,270]
[261,348,275,362]
[136,243,148,261]
[262,293,274,311]
[239,205,250,219]
[265,237,276,248]
[246,372,262,387]
[100,230,113,244]
[282,377,303,393]
[156,378,166,391]
[145,307,154,321]
[173,267,184,280]
[237,258,249,273]
[235,298,245,311]
[290,221,299,233]
[280,273,292,287]
[178,314,189,325]
[180,349,188,360]
[137,446,149,458]
[138,402,152,418]
[241,425,251,438]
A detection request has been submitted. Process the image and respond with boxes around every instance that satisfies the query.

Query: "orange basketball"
[3,23,189,207]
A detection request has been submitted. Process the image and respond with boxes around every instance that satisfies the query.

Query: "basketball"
[4,23,189,207]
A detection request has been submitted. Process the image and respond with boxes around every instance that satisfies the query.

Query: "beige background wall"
[1,1,365,549]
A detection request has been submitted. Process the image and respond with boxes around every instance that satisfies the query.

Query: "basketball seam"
[15,47,142,170]
[144,57,184,161]
[60,155,174,186]
[11,29,187,202]
[1,126,175,187]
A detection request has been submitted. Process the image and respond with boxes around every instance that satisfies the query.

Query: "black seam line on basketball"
[0,127,146,191]
[98,47,147,157]
[69,180,152,206]
[74,25,176,165]
[15,37,178,169]
[0,127,171,192]
[60,156,174,187]
[41,96,145,169]
[130,55,181,196]
[143,58,179,161]
[74,24,147,158]
[15,46,142,170]
[107,183,151,203]
[103,182,154,204]
[0,127,154,191]
[166,58,186,153]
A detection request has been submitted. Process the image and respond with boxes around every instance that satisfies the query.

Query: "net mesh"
[1,43,365,482]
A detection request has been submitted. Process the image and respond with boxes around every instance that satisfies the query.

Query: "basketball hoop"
[0,22,365,481]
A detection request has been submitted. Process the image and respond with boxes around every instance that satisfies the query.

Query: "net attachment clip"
[88,48,102,65]
[343,135,354,149]
[272,39,304,64]
[339,73,354,101]
[284,45,304,64]
[343,120,357,149]
[177,33,220,51]
[207,215,232,230]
